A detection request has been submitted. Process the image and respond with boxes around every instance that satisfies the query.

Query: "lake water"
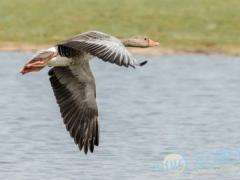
[1,52,240,180]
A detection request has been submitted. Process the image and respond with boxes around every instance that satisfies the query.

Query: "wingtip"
[139,60,148,66]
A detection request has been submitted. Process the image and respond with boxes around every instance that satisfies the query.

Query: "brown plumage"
[20,31,159,154]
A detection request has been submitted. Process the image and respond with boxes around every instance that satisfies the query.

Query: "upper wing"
[56,31,147,68]
[48,67,99,154]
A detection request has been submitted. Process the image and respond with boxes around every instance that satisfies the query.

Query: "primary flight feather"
[21,31,159,154]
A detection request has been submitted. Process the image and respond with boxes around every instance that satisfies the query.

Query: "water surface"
[1,52,240,180]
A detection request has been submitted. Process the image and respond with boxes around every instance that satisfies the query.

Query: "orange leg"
[20,51,57,75]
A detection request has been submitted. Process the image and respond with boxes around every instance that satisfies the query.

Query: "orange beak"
[148,39,160,47]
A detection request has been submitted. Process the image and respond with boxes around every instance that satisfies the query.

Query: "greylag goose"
[20,31,159,154]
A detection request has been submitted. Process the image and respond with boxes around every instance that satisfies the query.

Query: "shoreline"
[0,42,239,56]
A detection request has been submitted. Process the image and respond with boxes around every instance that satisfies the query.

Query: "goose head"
[121,36,159,48]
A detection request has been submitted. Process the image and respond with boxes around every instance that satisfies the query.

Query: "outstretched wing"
[48,67,99,154]
[57,31,147,68]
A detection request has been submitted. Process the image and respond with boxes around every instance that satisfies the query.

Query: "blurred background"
[0,0,239,53]
[1,1,240,180]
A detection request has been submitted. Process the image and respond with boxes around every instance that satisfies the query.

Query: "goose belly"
[48,56,73,67]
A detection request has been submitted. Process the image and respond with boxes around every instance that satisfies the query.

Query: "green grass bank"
[0,0,239,53]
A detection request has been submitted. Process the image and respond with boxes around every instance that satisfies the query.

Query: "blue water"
[1,52,240,180]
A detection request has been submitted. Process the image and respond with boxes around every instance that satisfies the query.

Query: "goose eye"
[144,38,147,40]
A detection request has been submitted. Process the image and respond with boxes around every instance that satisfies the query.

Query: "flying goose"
[20,31,159,154]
